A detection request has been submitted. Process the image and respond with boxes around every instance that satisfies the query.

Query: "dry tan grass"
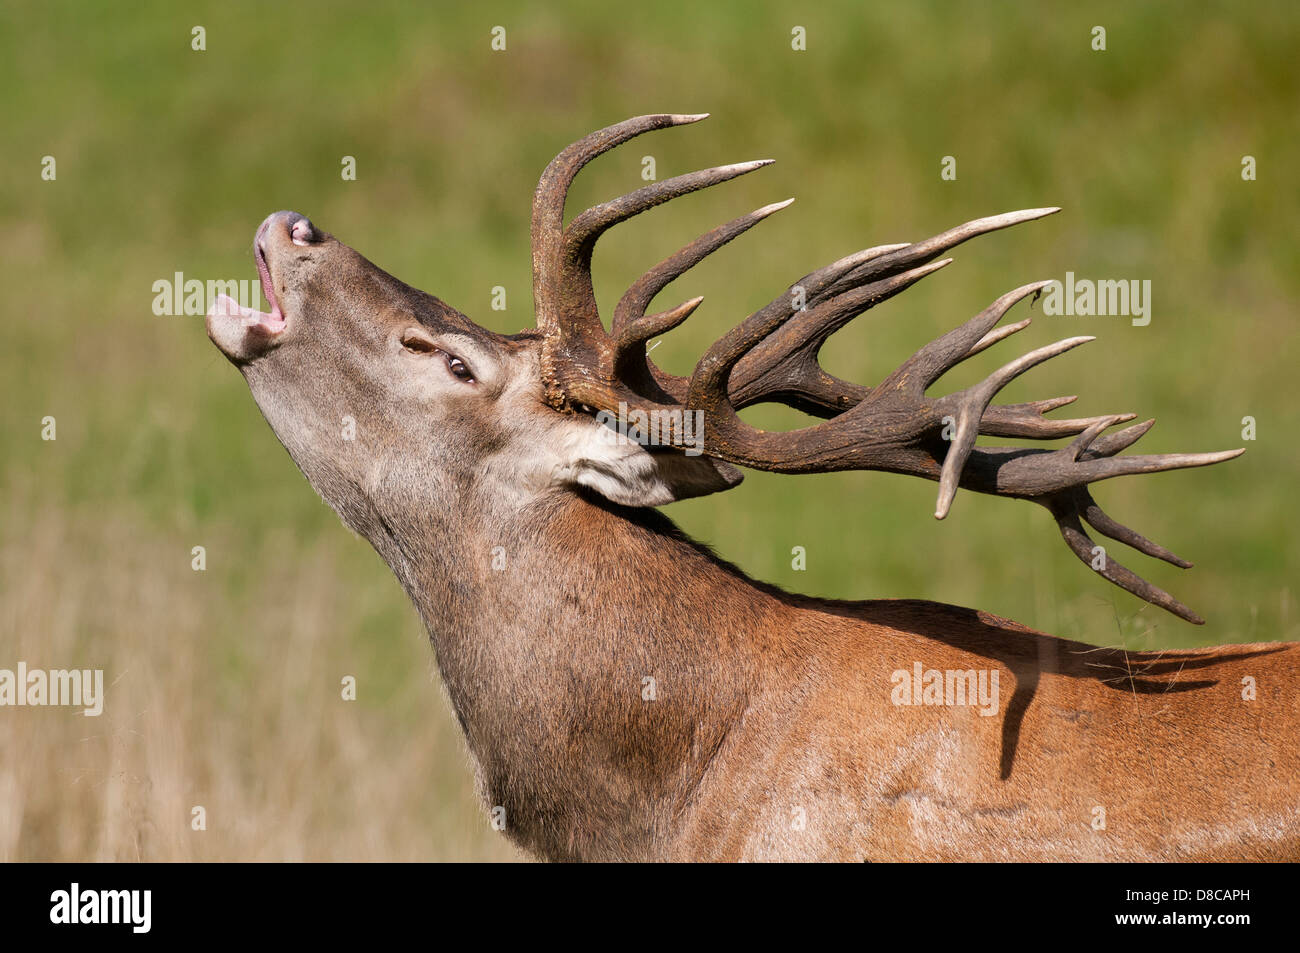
[0,497,520,862]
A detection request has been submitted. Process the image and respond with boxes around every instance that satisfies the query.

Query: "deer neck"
[367,483,781,856]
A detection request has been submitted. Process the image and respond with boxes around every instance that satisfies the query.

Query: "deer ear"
[551,415,744,507]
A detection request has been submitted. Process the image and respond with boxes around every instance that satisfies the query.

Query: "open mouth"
[247,222,286,332]
[206,228,285,335]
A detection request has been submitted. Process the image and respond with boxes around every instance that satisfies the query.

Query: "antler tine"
[1076,486,1192,567]
[1074,447,1245,483]
[611,200,794,392]
[1059,411,1246,485]
[817,208,1061,305]
[931,336,1101,519]
[565,160,773,268]
[616,297,703,356]
[1082,416,1156,458]
[980,397,1106,439]
[613,199,793,337]
[795,243,912,304]
[531,113,709,244]
[1049,498,1205,624]
[883,280,1055,395]
[966,317,1032,357]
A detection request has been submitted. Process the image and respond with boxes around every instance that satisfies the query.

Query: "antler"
[530,114,1243,624]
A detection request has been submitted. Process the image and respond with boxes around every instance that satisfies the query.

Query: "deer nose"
[256,210,320,252]
[290,216,319,245]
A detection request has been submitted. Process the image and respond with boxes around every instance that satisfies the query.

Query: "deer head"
[208,113,1240,624]
[205,209,741,577]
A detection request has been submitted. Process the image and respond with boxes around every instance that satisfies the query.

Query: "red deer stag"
[207,114,1297,861]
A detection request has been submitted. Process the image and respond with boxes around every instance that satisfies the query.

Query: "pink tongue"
[255,246,279,314]
[211,293,285,331]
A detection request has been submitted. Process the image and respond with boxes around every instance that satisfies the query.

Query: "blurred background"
[1,1,1296,860]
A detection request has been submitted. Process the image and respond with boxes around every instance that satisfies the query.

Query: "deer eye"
[445,354,474,382]
[399,329,475,382]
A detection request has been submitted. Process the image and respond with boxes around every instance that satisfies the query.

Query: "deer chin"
[206,293,286,363]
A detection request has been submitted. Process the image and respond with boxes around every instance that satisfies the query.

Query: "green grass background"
[1,1,1296,859]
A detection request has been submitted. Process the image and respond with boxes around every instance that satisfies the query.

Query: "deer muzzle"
[206,210,317,364]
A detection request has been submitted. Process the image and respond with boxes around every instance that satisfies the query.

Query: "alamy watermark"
[50,883,150,933]
[1040,272,1151,326]
[152,272,265,316]
[595,401,706,456]
[0,662,104,716]
[890,662,1000,716]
